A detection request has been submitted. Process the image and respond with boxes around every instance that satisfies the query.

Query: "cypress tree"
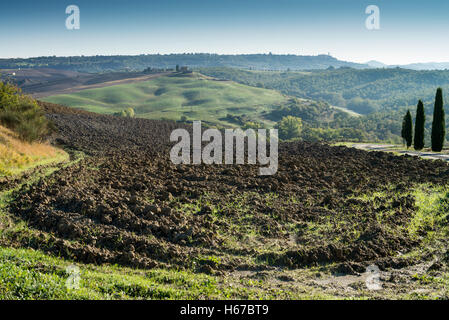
[401,115,406,145]
[404,110,413,149]
[431,88,445,152]
[413,100,425,150]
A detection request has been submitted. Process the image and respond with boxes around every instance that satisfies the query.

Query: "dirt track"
[9,103,449,274]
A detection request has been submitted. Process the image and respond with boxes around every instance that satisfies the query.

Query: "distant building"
[143,66,190,74]
[179,66,192,74]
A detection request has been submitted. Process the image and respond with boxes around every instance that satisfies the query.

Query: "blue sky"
[1,0,448,64]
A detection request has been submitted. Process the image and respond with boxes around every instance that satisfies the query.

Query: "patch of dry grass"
[0,125,68,176]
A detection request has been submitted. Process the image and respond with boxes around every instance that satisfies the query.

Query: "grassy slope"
[42,73,289,127]
[0,125,68,177]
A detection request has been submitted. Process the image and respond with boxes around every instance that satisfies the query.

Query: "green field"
[43,73,289,127]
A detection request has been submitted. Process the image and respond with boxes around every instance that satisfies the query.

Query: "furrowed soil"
[5,102,449,299]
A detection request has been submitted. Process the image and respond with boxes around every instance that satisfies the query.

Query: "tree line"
[401,88,445,152]
[0,54,363,73]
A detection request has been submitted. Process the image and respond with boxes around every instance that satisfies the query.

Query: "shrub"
[276,116,302,141]
[0,81,51,142]
[125,107,135,118]
[113,107,135,118]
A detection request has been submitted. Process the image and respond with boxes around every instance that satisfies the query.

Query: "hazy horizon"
[1,0,448,65]
[2,52,449,67]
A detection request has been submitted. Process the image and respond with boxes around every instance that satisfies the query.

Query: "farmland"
[1,103,449,299]
[42,73,291,128]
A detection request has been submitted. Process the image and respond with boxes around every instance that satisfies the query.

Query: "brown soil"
[9,104,449,273]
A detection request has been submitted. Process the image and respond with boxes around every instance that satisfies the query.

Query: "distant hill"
[199,67,449,114]
[365,60,388,68]
[198,66,449,144]
[1,68,170,98]
[399,62,449,71]
[365,60,449,71]
[42,72,339,129]
[3,54,449,72]
[0,54,368,73]
[42,73,290,127]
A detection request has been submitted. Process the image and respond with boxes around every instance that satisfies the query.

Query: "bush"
[0,81,51,142]
[276,116,302,141]
[125,107,135,118]
[113,107,135,118]
[301,126,366,142]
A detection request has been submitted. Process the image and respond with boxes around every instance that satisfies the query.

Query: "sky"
[0,0,448,64]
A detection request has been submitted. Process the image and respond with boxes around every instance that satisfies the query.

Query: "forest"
[199,67,449,144]
[199,67,449,114]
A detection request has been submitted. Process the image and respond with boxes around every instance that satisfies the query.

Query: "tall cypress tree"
[402,110,413,149]
[401,115,406,145]
[414,100,425,150]
[431,88,445,152]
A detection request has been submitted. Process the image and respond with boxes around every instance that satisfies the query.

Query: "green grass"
[408,184,449,241]
[43,73,288,128]
[0,246,346,299]
[0,247,227,299]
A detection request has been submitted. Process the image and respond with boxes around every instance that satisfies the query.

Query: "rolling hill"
[42,72,338,128]
[0,68,170,99]
[199,67,449,114]
[197,67,449,144]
